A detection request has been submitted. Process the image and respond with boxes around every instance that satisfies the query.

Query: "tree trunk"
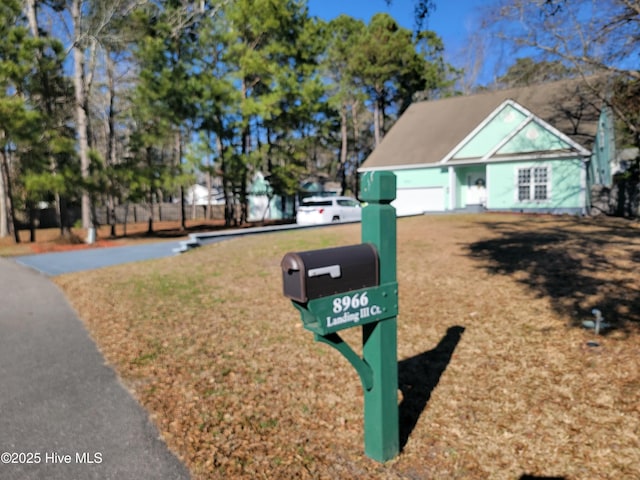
[191,192,197,220]
[218,135,233,227]
[206,135,213,220]
[146,147,154,234]
[106,54,117,237]
[71,0,92,230]
[123,201,129,237]
[25,0,38,37]
[27,201,36,243]
[175,130,186,230]
[351,100,363,195]
[0,149,7,238]
[0,149,19,243]
[373,97,381,147]
[107,199,116,237]
[240,78,251,225]
[205,166,212,220]
[59,196,71,238]
[147,192,154,235]
[380,98,387,139]
[340,102,349,194]
[352,100,360,154]
[26,0,69,238]
[240,123,250,225]
[240,170,248,225]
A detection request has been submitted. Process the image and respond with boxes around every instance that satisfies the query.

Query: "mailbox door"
[303,244,378,300]
[282,244,379,303]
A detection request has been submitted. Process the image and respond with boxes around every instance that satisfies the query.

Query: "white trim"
[358,164,429,172]
[486,166,491,209]
[441,98,590,164]
[529,117,592,158]
[505,99,537,118]
[359,151,588,173]
[502,101,592,157]
[358,152,591,172]
[446,151,587,167]
[448,166,455,210]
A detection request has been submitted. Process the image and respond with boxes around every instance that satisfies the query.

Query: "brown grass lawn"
[54,213,640,480]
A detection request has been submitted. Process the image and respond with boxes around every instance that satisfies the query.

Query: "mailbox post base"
[363,318,399,462]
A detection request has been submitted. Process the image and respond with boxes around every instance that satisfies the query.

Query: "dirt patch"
[55,214,640,479]
[0,219,292,257]
[29,239,119,253]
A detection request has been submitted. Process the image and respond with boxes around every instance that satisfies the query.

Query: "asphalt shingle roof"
[360,77,604,170]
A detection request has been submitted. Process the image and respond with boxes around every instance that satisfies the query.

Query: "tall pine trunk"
[373,99,381,147]
[205,160,212,220]
[107,55,117,237]
[0,145,7,238]
[26,0,70,238]
[340,102,348,194]
[175,131,186,230]
[146,147,154,234]
[71,0,92,230]
[0,149,19,243]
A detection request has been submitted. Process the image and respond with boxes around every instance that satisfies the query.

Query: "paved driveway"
[1,222,329,479]
[0,257,190,480]
[14,242,184,276]
[13,222,332,276]
[14,238,231,276]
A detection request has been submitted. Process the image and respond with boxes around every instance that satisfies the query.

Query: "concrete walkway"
[0,257,190,480]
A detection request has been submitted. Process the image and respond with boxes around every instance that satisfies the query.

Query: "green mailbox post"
[281,171,399,462]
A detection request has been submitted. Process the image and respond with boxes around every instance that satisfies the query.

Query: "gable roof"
[360,77,604,171]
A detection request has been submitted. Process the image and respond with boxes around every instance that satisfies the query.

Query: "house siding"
[395,167,449,189]
[498,121,570,154]
[454,104,527,159]
[487,158,586,213]
[389,159,586,214]
[590,107,614,185]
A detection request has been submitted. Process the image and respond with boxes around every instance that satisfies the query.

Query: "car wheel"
[331,216,340,222]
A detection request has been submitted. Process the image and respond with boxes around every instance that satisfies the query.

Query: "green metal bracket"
[314,333,374,392]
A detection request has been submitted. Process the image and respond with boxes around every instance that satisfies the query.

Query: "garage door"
[392,187,445,216]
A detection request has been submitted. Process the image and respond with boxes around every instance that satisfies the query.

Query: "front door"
[466,173,486,206]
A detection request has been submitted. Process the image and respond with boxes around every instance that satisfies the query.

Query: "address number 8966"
[332,292,369,314]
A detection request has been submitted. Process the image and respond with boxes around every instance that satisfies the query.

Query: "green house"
[359,78,614,216]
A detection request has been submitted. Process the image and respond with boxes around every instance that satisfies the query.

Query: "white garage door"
[392,187,445,216]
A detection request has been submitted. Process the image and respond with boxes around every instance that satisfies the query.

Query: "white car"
[296,196,362,225]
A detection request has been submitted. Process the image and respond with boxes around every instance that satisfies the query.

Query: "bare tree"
[49,0,145,233]
[484,0,640,141]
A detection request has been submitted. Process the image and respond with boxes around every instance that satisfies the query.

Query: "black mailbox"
[281,244,379,303]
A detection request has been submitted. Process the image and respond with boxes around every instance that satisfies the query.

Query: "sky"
[306,0,503,86]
